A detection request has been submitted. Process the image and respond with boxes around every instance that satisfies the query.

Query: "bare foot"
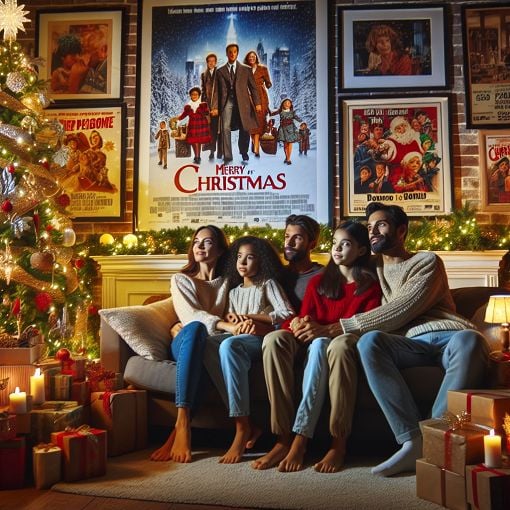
[314,436,346,473]
[245,425,262,450]
[251,438,291,470]
[278,434,307,472]
[169,422,192,463]
[150,428,176,461]
[220,418,253,464]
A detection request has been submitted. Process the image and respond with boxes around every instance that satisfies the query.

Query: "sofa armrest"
[100,316,136,373]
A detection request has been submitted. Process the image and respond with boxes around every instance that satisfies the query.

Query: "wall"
[21,0,510,241]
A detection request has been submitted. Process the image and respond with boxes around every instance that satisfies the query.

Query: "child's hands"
[226,312,249,324]
[289,316,304,333]
[234,319,256,335]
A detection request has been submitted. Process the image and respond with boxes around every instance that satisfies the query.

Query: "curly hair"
[243,50,260,66]
[225,236,284,289]
[365,24,404,54]
[317,220,376,299]
[56,34,82,59]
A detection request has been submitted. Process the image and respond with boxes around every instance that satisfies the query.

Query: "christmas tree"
[0,1,96,358]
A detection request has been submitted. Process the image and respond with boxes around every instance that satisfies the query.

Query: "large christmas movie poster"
[137,0,328,230]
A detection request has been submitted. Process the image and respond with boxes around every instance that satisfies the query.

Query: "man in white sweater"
[348,202,489,476]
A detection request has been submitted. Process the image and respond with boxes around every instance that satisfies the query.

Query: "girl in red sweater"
[278,220,381,473]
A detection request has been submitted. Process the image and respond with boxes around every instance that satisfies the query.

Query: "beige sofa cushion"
[99,297,177,360]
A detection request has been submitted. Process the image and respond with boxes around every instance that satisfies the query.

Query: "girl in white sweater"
[151,225,229,464]
[217,236,294,463]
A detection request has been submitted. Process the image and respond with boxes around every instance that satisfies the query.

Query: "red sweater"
[284,273,381,328]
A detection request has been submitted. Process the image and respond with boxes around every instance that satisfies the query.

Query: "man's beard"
[284,247,306,262]
[370,234,396,254]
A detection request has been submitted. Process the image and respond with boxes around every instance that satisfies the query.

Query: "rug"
[52,449,442,510]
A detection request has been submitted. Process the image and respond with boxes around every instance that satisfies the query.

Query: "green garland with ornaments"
[86,205,510,256]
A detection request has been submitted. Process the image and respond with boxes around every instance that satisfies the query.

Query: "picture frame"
[36,8,125,102]
[338,4,448,91]
[135,0,330,231]
[43,103,126,221]
[341,95,452,217]
[462,4,510,129]
[479,130,510,211]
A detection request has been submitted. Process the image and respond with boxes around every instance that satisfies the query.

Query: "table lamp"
[484,295,510,353]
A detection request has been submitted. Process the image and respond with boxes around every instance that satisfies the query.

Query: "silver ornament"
[53,146,69,168]
[6,72,27,93]
[38,93,51,109]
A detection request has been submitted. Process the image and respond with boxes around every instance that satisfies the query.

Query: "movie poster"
[44,106,124,219]
[483,133,510,206]
[137,0,328,230]
[343,97,452,217]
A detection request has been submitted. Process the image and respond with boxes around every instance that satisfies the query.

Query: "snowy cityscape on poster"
[136,0,329,230]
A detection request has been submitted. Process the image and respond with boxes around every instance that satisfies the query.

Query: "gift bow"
[441,411,471,430]
[63,424,98,443]
[35,442,57,452]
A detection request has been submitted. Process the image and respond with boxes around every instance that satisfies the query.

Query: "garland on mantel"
[86,206,510,256]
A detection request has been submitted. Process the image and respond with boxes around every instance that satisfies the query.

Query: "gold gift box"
[466,463,510,510]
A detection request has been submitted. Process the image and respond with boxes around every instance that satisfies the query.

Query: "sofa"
[99,286,507,450]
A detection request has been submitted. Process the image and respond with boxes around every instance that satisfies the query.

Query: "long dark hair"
[181,225,229,277]
[317,220,376,299]
[225,236,284,289]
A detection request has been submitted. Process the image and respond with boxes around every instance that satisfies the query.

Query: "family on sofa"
[144,202,490,477]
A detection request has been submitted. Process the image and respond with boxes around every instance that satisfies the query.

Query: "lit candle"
[30,367,45,405]
[484,429,502,468]
[8,386,27,414]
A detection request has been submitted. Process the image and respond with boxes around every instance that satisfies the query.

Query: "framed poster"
[462,4,510,128]
[479,130,510,211]
[339,4,448,91]
[341,96,452,217]
[36,8,125,102]
[136,0,329,230]
[44,104,125,221]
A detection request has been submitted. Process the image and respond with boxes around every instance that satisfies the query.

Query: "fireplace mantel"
[93,250,506,309]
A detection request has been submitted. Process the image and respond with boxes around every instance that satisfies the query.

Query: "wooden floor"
[0,488,254,510]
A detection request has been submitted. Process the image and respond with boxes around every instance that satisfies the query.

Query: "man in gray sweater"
[346,202,489,476]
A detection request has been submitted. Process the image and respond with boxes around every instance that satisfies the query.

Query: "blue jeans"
[293,337,330,438]
[357,329,490,444]
[169,321,207,408]
[218,334,262,417]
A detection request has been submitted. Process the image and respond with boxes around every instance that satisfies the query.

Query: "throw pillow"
[99,297,177,360]
[471,304,500,353]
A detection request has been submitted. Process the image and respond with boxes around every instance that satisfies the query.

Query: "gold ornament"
[29,251,55,272]
[99,233,114,245]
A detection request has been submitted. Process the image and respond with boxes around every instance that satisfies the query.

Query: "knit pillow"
[99,297,177,360]
[471,304,500,353]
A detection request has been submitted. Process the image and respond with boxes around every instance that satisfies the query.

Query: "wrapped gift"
[72,356,87,382]
[0,343,43,365]
[87,363,123,392]
[90,389,147,456]
[32,443,61,489]
[416,458,468,510]
[421,418,486,475]
[71,380,91,406]
[0,436,25,489]
[466,463,510,510]
[43,367,61,400]
[0,411,16,440]
[52,374,73,400]
[31,401,84,443]
[447,389,510,434]
[51,426,106,482]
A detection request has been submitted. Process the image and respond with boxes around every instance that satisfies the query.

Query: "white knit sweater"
[340,251,474,337]
[171,273,229,335]
[228,279,294,326]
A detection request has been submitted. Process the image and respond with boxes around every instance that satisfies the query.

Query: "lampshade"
[485,295,510,324]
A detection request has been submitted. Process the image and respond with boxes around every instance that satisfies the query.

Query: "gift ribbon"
[35,442,57,452]
[471,463,507,509]
[465,391,510,415]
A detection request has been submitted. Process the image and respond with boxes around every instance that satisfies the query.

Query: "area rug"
[52,449,442,509]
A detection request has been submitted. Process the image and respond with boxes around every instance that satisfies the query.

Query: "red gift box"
[51,426,106,482]
[0,436,26,489]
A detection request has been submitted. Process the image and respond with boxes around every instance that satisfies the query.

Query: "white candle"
[30,367,45,405]
[9,386,27,414]
[484,429,502,468]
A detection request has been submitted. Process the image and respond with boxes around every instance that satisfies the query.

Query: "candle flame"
[490,429,495,437]
[14,386,20,393]
[34,367,41,376]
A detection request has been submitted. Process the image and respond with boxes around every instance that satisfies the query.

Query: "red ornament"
[7,164,15,174]
[45,225,54,232]
[73,258,85,269]
[11,297,21,316]
[55,348,71,362]
[88,304,99,316]
[57,194,71,207]
[1,200,13,213]
[34,292,52,312]
[40,160,50,170]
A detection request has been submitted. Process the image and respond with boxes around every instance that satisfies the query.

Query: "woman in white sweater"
[151,225,229,463]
